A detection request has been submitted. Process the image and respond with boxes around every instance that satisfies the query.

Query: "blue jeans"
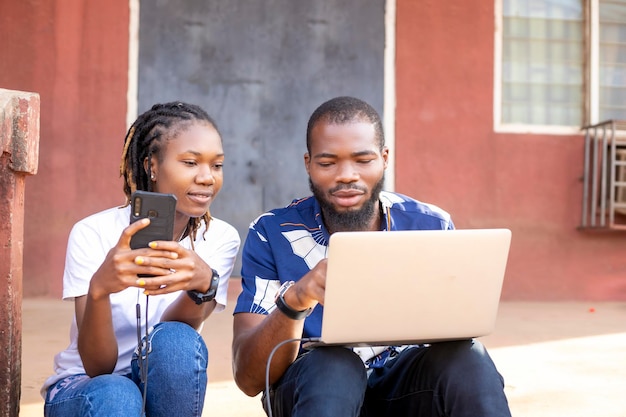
[266,340,511,417]
[44,321,208,417]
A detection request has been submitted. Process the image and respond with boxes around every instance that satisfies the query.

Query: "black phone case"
[129,190,177,249]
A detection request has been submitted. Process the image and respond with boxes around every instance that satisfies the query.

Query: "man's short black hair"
[306,96,385,153]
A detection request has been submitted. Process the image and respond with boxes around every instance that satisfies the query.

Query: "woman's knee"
[134,321,208,387]
[149,321,203,344]
[147,321,208,360]
[45,374,143,417]
[89,374,143,402]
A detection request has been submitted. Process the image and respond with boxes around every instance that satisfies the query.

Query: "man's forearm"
[232,311,304,396]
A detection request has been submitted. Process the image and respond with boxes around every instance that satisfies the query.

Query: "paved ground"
[20,279,626,416]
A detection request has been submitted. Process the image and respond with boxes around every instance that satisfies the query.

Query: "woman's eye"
[183,160,197,166]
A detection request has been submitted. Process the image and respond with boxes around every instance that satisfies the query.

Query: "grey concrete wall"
[138,0,385,273]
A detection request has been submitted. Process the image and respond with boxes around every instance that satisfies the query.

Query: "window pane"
[599,0,626,121]
[501,0,583,126]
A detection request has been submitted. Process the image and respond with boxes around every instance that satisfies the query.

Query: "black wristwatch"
[274,281,312,320]
[186,268,219,305]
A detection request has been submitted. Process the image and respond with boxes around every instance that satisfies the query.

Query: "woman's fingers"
[119,218,151,248]
[134,268,192,295]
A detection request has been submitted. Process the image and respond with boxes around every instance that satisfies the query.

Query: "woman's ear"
[144,156,157,180]
[143,158,151,180]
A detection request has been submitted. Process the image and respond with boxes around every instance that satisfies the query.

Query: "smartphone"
[129,190,177,250]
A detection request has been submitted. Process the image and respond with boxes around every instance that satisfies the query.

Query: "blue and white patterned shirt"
[233,190,454,367]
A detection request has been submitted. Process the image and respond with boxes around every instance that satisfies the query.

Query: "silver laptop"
[305,228,511,348]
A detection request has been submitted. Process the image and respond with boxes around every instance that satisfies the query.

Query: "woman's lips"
[187,192,212,205]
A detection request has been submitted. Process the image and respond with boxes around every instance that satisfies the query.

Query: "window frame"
[493,0,610,135]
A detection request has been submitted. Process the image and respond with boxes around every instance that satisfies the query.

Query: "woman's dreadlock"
[120,101,220,244]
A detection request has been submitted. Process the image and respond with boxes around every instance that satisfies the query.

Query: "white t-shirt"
[41,205,240,396]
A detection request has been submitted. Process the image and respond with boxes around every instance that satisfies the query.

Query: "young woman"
[42,102,240,417]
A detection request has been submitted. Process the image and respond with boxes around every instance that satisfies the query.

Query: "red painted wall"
[2,0,624,300]
[0,0,129,297]
[395,0,626,300]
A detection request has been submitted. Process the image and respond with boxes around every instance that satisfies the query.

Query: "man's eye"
[357,159,374,164]
[318,161,334,167]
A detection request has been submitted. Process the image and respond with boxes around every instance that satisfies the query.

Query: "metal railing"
[580,120,626,230]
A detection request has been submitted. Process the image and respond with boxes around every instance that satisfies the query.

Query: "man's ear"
[304,152,311,175]
[381,147,389,169]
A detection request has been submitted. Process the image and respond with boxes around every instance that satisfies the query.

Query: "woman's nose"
[196,166,215,184]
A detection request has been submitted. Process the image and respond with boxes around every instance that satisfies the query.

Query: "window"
[495,0,626,132]
[599,1,626,121]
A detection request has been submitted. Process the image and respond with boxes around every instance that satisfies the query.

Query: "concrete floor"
[20,279,626,416]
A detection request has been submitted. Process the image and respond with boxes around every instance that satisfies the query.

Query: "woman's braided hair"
[120,101,220,243]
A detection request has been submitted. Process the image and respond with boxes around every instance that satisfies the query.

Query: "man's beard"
[309,175,385,233]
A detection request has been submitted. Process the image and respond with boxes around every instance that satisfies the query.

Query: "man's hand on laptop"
[286,259,327,310]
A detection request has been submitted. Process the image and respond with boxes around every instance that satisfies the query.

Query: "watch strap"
[186,268,219,305]
[275,281,311,320]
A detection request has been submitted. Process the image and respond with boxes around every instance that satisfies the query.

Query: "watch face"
[276,281,294,300]
[273,280,311,320]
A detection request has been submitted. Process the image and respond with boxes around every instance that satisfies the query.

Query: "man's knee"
[304,347,367,384]
[424,340,504,385]
[436,340,495,366]
[271,347,367,417]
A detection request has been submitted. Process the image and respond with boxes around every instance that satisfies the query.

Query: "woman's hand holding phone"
[132,239,214,297]
[87,218,178,300]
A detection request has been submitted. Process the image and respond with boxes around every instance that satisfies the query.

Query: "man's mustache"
[328,184,367,194]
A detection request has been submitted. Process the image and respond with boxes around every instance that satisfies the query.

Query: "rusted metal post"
[0,88,40,417]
